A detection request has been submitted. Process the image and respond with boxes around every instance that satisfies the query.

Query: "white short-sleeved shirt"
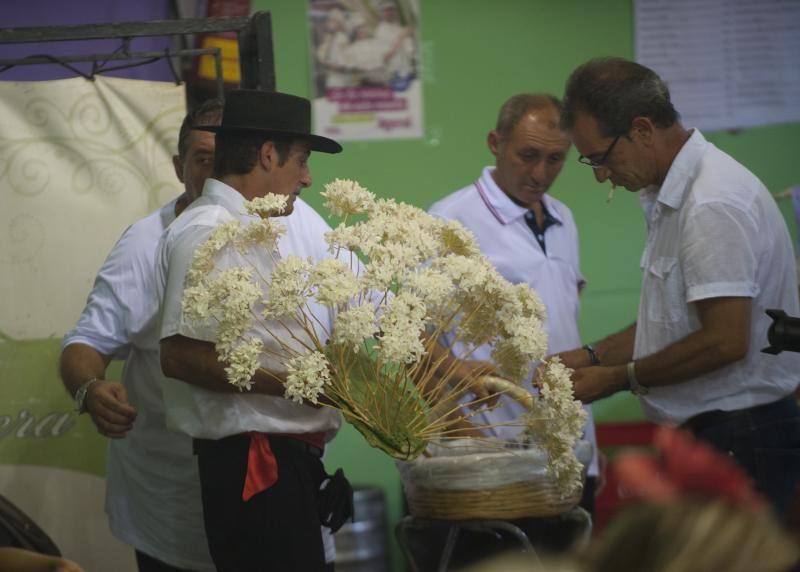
[429,167,598,476]
[63,198,215,571]
[635,129,800,424]
[156,178,342,440]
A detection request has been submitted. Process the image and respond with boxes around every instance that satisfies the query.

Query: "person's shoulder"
[691,147,764,212]
[429,184,479,218]
[287,197,333,234]
[698,144,761,192]
[170,197,234,235]
[112,200,177,257]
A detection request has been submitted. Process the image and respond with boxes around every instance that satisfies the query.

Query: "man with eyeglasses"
[556,57,800,518]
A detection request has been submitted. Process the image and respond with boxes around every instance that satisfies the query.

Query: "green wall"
[257,0,800,567]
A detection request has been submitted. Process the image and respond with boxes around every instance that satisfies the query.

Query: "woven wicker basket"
[400,440,590,520]
[406,476,582,520]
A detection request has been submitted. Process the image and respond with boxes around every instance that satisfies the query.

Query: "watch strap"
[583,344,600,366]
[74,377,100,413]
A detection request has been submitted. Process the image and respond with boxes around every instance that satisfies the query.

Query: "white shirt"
[63,199,215,571]
[156,178,342,440]
[635,129,800,424]
[429,167,598,476]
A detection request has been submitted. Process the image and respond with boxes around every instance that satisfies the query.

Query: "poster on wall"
[635,0,800,131]
[307,0,423,141]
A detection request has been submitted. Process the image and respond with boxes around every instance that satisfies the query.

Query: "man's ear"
[630,116,656,147]
[487,130,502,158]
[258,140,276,171]
[172,155,184,183]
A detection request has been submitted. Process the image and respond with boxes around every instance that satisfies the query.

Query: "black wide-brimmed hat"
[194,89,342,154]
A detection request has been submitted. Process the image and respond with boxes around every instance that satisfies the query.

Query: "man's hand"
[551,348,592,371]
[570,365,627,404]
[84,380,137,439]
[450,359,502,407]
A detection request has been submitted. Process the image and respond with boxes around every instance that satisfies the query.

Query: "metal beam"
[0,47,219,67]
[0,12,275,96]
[0,16,252,44]
[238,11,275,91]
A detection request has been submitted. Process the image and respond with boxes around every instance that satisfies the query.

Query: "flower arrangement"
[181,179,585,495]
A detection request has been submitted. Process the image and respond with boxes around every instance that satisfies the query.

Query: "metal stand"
[396,516,541,572]
[0,12,276,98]
[396,507,592,571]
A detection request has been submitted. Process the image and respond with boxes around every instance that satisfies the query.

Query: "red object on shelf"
[593,421,658,533]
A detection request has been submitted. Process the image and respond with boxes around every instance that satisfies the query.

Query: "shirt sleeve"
[681,201,760,302]
[62,226,144,358]
[159,224,218,343]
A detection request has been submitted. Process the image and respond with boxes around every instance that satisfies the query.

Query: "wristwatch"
[626,361,649,396]
[583,344,601,366]
[74,378,100,413]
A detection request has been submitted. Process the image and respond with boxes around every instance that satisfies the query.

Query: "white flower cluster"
[245,194,289,218]
[310,258,361,306]
[234,218,285,254]
[524,358,588,497]
[186,221,241,284]
[223,338,264,391]
[437,220,480,257]
[180,179,563,465]
[285,351,331,404]
[321,179,375,217]
[333,302,378,351]
[377,291,427,364]
[263,255,312,318]
[182,266,264,390]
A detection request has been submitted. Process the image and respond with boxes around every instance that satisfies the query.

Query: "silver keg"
[334,487,390,571]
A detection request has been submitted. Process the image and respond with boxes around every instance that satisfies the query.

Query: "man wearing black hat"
[155,90,346,571]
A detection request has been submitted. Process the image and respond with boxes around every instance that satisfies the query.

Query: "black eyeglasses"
[578,133,623,169]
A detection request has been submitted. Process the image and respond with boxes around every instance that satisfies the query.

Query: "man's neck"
[491,170,546,226]
[654,125,692,187]
[219,173,261,201]
[174,193,190,217]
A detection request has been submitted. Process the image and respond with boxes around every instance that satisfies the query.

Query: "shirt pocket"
[645,256,684,323]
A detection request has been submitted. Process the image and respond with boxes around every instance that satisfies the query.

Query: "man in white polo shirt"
[156,90,349,572]
[427,94,599,560]
[558,57,800,517]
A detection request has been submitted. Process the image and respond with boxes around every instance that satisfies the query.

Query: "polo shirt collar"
[475,166,564,225]
[655,128,707,210]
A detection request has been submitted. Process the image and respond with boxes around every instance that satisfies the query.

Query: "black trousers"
[194,434,331,572]
[683,395,800,518]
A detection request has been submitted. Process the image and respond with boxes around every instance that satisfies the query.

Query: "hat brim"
[194,125,342,154]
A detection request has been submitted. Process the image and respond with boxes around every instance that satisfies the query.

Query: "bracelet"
[583,344,600,366]
[626,361,649,396]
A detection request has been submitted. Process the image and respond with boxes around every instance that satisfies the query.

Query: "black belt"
[682,395,797,435]
[193,433,323,458]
